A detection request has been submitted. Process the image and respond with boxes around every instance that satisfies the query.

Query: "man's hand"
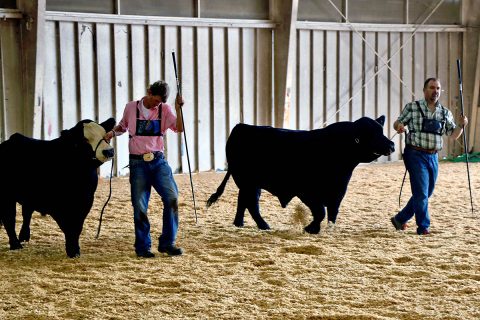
[175,94,184,109]
[394,121,406,134]
[104,130,115,142]
[458,115,468,127]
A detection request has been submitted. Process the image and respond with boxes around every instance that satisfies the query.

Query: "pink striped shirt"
[116,98,178,155]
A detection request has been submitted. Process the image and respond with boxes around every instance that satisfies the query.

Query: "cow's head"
[61,118,115,163]
[84,118,116,162]
[353,115,395,163]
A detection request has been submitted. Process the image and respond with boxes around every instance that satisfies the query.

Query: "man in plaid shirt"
[391,78,468,235]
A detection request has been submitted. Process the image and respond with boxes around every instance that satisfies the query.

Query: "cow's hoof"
[19,229,30,242]
[9,241,23,250]
[233,220,244,228]
[67,252,81,258]
[66,248,81,258]
[257,222,271,230]
[304,223,320,234]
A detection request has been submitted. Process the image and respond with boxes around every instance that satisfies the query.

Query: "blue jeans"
[129,155,179,254]
[395,147,438,234]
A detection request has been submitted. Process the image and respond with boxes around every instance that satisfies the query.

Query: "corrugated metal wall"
[43,14,273,176]
[0,18,24,142]
[291,25,464,162]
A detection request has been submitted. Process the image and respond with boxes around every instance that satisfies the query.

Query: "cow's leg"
[57,215,84,258]
[1,201,22,250]
[301,198,326,234]
[233,188,247,227]
[327,203,340,224]
[19,205,34,242]
[244,188,270,230]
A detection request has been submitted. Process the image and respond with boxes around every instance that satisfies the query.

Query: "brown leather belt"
[407,145,437,154]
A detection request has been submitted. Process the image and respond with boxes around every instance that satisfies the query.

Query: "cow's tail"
[206,170,231,208]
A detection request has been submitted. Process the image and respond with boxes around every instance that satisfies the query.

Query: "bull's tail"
[206,170,231,208]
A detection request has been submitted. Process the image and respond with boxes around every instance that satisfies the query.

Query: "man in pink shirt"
[105,80,184,257]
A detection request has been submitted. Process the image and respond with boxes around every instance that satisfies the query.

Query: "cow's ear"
[375,115,385,126]
[100,118,116,132]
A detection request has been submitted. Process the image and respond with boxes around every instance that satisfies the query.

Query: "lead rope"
[96,156,114,239]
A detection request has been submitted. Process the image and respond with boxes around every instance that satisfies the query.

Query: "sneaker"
[158,245,183,256]
[137,251,155,258]
[390,216,406,231]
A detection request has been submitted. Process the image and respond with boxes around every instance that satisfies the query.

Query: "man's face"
[145,94,162,109]
[424,79,441,104]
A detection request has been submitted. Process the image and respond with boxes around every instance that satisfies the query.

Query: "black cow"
[207,116,394,234]
[0,118,115,257]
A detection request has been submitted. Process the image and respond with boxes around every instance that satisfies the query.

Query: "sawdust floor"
[1,161,479,320]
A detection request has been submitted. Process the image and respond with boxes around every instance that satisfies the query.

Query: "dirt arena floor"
[1,161,479,319]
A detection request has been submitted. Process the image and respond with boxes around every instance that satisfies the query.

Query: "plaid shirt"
[397,99,456,151]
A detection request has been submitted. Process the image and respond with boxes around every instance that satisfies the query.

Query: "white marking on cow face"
[83,122,114,162]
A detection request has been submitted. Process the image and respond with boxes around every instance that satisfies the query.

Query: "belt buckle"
[143,152,154,162]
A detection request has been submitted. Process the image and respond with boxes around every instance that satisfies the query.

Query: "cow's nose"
[103,148,115,158]
[389,142,395,154]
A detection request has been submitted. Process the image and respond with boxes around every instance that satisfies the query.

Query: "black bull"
[207,116,395,233]
[0,118,115,258]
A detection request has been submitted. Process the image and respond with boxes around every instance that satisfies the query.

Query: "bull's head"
[353,115,395,163]
[83,118,116,162]
[61,118,115,163]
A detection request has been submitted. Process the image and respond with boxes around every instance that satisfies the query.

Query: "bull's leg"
[19,205,34,242]
[302,200,326,234]
[57,216,84,258]
[234,187,270,230]
[246,188,270,230]
[64,227,82,258]
[1,201,22,250]
[233,188,247,227]
[327,204,340,224]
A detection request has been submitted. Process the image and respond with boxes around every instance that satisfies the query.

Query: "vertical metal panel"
[163,26,181,172]
[389,32,402,160]
[131,24,146,99]
[437,32,450,159]
[196,27,212,171]
[425,32,436,78]
[96,23,115,177]
[338,31,350,122]
[59,21,78,128]
[325,30,337,126]
[256,28,272,125]
[212,27,227,170]
[297,29,311,129]
[351,32,363,121]
[401,32,414,106]
[312,30,324,128]
[227,28,241,133]
[364,32,376,119]
[147,25,162,84]
[287,31,297,130]
[0,24,4,141]
[113,24,130,175]
[413,33,425,99]
[78,22,96,121]
[377,32,389,163]
[447,32,461,156]
[0,20,24,139]
[43,21,61,140]
[241,28,255,125]
[180,26,197,172]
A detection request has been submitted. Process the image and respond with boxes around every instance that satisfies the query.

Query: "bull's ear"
[376,115,385,126]
[100,118,116,132]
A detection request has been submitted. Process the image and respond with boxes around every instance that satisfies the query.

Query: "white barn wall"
[42,14,274,175]
[0,18,24,141]
[293,24,465,161]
